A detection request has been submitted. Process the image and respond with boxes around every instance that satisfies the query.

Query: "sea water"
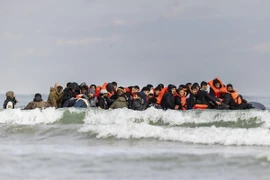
[0,94,270,180]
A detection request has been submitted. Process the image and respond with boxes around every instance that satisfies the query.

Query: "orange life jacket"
[182,88,188,97]
[108,91,114,98]
[228,90,242,105]
[95,86,101,97]
[76,94,84,99]
[180,96,187,110]
[156,87,168,105]
[101,82,107,90]
[193,104,208,109]
[208,78,226,98]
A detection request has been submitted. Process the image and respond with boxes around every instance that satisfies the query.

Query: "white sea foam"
[1,107,270,145]
[0,108,63,124]
[79,108,270,146]
[0,107,269,126]
[82,107,269,126]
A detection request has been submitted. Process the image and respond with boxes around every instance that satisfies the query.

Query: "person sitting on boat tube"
[200,81,208,92]
[24,93,51,110]
[97,89,114,109]
[189,84,227,109]
[109,87,129,109]
[208,78,226,99]
[140,86,151,106]
[3,91,18,109]
[62,82,80,107]
[175,87,187,110]
[222,84,252,110]
[131,92,148,110]
[87,89,97,107]
[161,84,178,110]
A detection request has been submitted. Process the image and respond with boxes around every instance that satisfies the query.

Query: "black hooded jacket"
[161,85,176,110]
[3,97,17,109]
[61,83,80,106]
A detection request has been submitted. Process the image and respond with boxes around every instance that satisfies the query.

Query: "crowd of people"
[3,77,253,111]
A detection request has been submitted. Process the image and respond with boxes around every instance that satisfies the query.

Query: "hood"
[6,91,14,98]
[33,93,43,102]
[50,87,56,93]
[54,83,62,89]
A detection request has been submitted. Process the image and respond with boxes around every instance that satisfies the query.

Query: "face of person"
[144,90,150,96]
[155,90,160,96]
[171,88,176,94]
[90,86,96,90]
[134,94,138,99]
[132,88,139,93]
[118,91,124,96]
[81,88,87,94]
[215,82,221,89]
[202,85,207,90]
[227,86,233,92]
[71,88,76,93]
[179,90,185,97]
[191,89,197,95]
[57,86,63,93]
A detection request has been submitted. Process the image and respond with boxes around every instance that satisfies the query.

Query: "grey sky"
[1,0,270,94]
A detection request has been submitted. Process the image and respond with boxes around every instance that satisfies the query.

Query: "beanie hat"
[88,89,96,96]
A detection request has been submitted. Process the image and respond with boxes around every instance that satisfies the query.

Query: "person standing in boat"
[3,91,18,109]
[47,83,63,108]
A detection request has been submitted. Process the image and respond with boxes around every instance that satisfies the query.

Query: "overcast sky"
[1,0,270,95]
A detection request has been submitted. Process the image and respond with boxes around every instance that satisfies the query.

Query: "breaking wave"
[0,108,270,145]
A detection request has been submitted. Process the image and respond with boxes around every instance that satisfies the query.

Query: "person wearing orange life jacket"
[155,85,168,105]
[148,89,162,109]
[222,84,252,110]
[175,87,187,110]
[189,84,228,110]
[208,78,226,98]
